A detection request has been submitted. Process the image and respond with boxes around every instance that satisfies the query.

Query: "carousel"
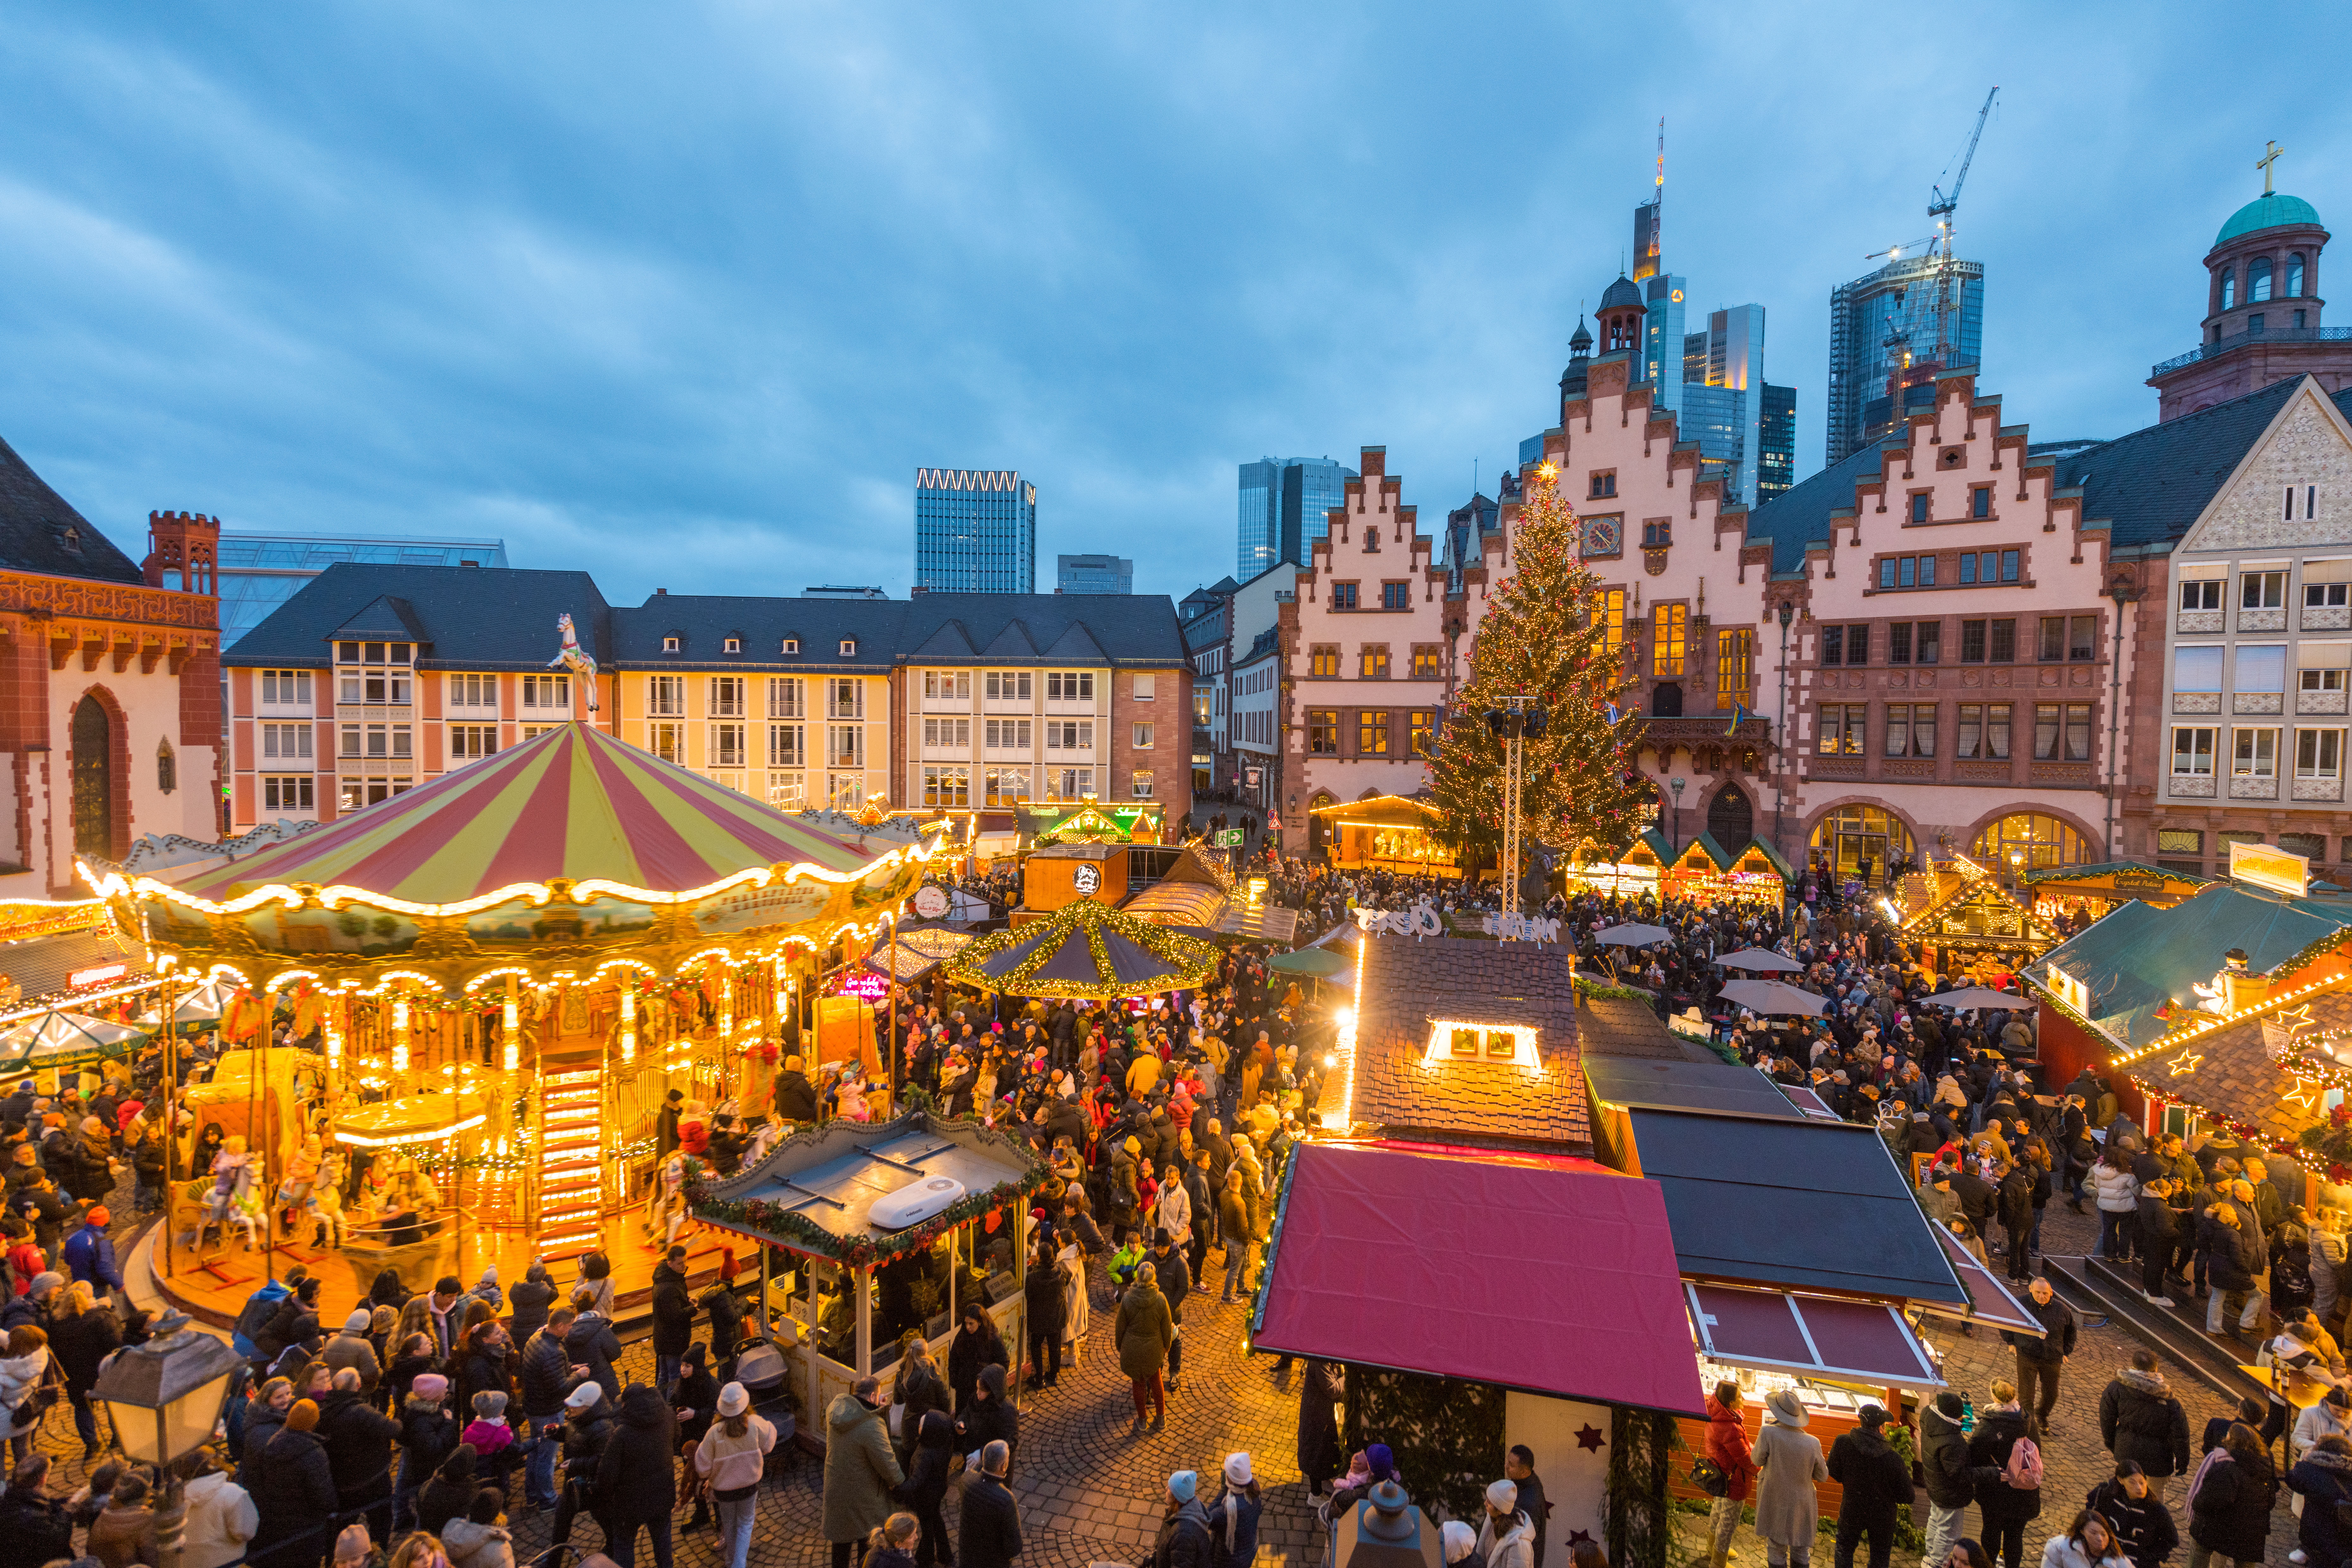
[85,720,946,1329]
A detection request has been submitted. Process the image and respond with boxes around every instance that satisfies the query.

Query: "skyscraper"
[1056,553,1133,594]
[1236,457,1355,578]
[1826,253,1985,464]
[1634,187,1687,419]
[1678,306,1772,503]
[914,469,1036,593]
[1756,383,1797,504]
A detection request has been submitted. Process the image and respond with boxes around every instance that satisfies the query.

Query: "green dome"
[2217,191,2324,246]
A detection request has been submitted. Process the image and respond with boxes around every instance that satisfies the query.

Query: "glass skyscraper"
[1757,383,1797,504]
[1826,254,1985,464]
[1237,456,1355,578]
[1056,554,1132,594]
[1677,306,1770,503]
[915,469,1036,593]
[217,531,507,644]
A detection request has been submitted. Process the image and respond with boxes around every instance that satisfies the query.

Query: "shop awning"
[1686,1282,1943,1388]
[1254,1141,1704,1414]
[1921,1225,2047,1334]
[1779,1086,1842,1120]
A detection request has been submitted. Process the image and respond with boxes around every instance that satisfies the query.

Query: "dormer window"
[724,637,741,654]
[782,638,800,655]
[1423,1020,1539,1065]
[663,636,680,653]
[839,639,856,656]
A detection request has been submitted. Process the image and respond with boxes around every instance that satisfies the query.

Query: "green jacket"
[821,1393,903,1542]
[1116,1277,1174,1380]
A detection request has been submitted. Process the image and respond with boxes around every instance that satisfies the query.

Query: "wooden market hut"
[1662,835,1734,900]
[2021,860,2211,919]
[1566,829,1670,898]
[1897,856,2061,980]
[1305,794,1461,877]
[1725,839,1795,903]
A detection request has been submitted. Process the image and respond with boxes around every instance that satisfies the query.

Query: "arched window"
[1970,812,2088,872]
[2221,268,2236,311]
[70,697,112,858]
[1808,805,1914,887]
[2289,253,2307,299]
[2251,257,2274,303]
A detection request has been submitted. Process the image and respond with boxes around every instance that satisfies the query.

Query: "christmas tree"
[1426,463,1653,872]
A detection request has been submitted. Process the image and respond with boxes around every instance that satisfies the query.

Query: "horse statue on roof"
[550,612,601,712]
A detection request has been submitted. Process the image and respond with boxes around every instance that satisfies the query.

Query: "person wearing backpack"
[1827,1403,1914,1568]
[1966,1379,2042,1568]
[2185,1421,2274,1568]
[2283,1430,2352,1567]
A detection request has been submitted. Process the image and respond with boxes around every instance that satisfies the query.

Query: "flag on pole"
[1725,702,1749,737]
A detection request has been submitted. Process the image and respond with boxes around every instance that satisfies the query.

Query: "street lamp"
[2105,570,2143,861]
[1775,600,1796,862]
[94,1310,247,1568]
[1669,775,1686,858]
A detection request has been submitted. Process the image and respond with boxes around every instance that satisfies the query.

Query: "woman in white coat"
[0,1325,52,1465]
[1751,1389,1829,1568]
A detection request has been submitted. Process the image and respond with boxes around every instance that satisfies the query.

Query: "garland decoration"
[939,897,1219,1000]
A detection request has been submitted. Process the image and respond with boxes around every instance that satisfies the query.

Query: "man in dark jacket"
[649,1247,693,1397]
[2135,1178,2184,1306]
[1505,1446,1549,1568]
[776,1059,820,1123]
[1022,1242,1068,1390]
[550,1381,614,1551]
[1152,1228,1190,1392]
[251,1398,338,1564]
[2002,1276,2077,1434]
[2098,1349,2191,1485]
[597,1384,678,1568]
[518,1307,583,1513]
[565,1290,626,1400]
[316,1366,402,1544]
[1826,1404,1914,1568]
[1917,1391,1990,1568]
[961,1439,1022,1568]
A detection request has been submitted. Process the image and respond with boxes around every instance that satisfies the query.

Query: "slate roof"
[1344,934,1589,1151]
[2121,987,2344,1157]
[2056,379,2331,548]
[224,564,614,669]
[2034,880,2352,1047]
[1575,993,1714,1063]
[1741,440,1890,576]
[611,594,904,671]
[897,594,1184,667]
[0,435,142,584]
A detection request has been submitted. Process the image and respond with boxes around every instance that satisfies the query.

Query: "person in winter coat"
[48,1284,119,1460]
[1969,1383,2044,1568]
[507,1261,557,1345]
[1116,1268,1174,1428]
[955,1364,1018,1477]
[323,1308,384,1392]
[596,1384,679,1568]
[1474,1478,1535,1568]
[692,1383,776,1568]
[946,1307,1007,1415]
[443,1489,517,1568]
[2295,1383,2352,1464]
[2038,1509,2132,1568]
[174,1454,258,1568]
[87,1466,161,1568]
[236,1378,294,1495]
[2285,1433,2352,1568]
[2083,1462,2178,1568]
[0,1454,71,1568]
[1297,1360,1343,1496]
[2098,1350,2191,1484]
[1702,1383,1756,1568]
[1207,1452,1261,1568]
[394,1373,458,1535]
[891,1335,949,1471]
[1752,1389,1828,1568]
[901,1411,957,1568]
[824,1377,904,1568]
[549,1383,613,1551]
[517,1309,579,1513]
[960,1440,1021,1568]
[1827,1403,1914,1568]
[2199,1204,2265,1338]
[1021,1240,1068,1390]
[2186,1422,2274,1568]
[564,1291,625,1401]
[775,1058,820,1123]
[2003,1278,2078,1436]
[317,1367,403,1544]
[701,1260,745,1377]
[1155,1471,1215,1568]
[416,1446,481,1541]
[650,1249,694,1396]
[2091,1153,2140,1262]
[251,1399,337,1564]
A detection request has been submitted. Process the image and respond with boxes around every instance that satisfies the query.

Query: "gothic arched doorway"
[1650,682,1684,717]
[71,697,113,859]
[1707,781,1754,848]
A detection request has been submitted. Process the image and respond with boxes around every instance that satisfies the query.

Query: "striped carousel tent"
[175,722,896,905]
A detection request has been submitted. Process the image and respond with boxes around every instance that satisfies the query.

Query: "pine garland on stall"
[1427,464,1651,870]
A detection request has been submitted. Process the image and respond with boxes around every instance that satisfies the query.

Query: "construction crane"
[1926,86,1999,367]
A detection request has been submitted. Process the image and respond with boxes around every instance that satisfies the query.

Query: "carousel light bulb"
[391,997,410,1074]
[619,986,636,1063]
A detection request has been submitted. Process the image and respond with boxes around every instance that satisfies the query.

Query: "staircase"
[535,1038,607,1260]
[2042,1251,2272,1404]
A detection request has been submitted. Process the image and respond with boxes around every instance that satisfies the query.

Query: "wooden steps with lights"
[535,1039,606,1260]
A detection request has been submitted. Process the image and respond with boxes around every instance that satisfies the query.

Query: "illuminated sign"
[831,969,891,1001]
[2230,839,2310,898]
[68,963,129,989]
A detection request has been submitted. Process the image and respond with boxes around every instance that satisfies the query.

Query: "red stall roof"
[1255,1141,1705,1415]
[1686,1283,1943,1388]
[1923,1225,2048,1334]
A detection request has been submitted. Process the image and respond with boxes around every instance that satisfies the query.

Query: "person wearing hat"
[1826,1403,1913,1568]
[2295,1381,2352,1465]
[1153,1470,1212,1568]
[1474,1478,1534,1568]
[250,1398,335,1564]
[60,1206,121,1305]
[395,1371,457,1535]
[324,1308,383,1393]
[1440,1521,1482,1568]
[1752,1389,1827,1568]
[549,1380,613,1551]
[1208,1453,1261,1568]
[693,1383,777,1568]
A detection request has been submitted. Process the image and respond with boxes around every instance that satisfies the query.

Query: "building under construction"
[1824,253,1986,464]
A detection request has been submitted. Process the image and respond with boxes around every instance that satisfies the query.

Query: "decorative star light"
[1575,1424,1606,1452]
[2286,1077,2328,1114]
[2167,1047,2203,1077]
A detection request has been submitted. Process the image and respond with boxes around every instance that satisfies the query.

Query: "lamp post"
[1775,600,1795,863]
[1482,699,1547,914]
[93,1310,248,1568]
[2105,570,2143,861]
[1669,775,1686,859]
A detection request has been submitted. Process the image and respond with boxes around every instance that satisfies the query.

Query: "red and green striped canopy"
[181,723,892,906]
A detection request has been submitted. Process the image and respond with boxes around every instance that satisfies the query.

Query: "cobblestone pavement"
[62,1166,2311,1566]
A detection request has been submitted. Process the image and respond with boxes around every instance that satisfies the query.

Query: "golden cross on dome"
[2167,1046,2204,1076]
[2260,140,2286,196]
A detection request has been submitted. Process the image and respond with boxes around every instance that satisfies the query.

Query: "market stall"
[1564,830,1668,899]
[86,718,946,1326]
[1662,835,1733,902]
[2021,860,2210,924]
[942,895,1220,1000]
[1897,855,2059,981]
[1017,800,1165,849]
[1304,795,1462,877]
[1724,839,1794,905]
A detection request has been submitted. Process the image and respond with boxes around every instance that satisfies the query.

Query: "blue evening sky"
[0,4,2343,609]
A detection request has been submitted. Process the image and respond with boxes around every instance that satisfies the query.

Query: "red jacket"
[1706,1396,1757,1502]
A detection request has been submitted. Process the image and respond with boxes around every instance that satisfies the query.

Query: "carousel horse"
[306,1180,348,1248]
[645,1151,688,1249]
[277,1137,323,1233]
[200,1139,264,1255]
[549,612,601,712]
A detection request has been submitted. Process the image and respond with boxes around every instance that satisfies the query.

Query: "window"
[1598,589,1626,660]
[1590,471,1617,499]
[649,723,684,763]
[1360,644,1391,680]
[1410,711,1436,756]
[1971,487,1991,519]
[2159,828,2205,856]
[1909,493,1930,524]
[2038,617,2066,662]
[1131,723,1154,749]
[984,718,1031,750]
[2298,728,2343,780]
[1652,604,1687,677]
[2289,253,2307,299]
[827,679,864,718]
[838,639,856,656]
[1884,703,1936,757]
[1131,769,1154,800]
[1045,719,1093,751]
[1047,670,1095,701]
[260,670,313,706]
[522,674,569,709]
[1642,519,1671,549]
[2069,614,2098,662]
[1989,618,2015,662]
[922,766,969,808]
[1046,767,1095,801]
[1961,620,1987,662]
[1308,711,1339,754]
[768,724,804,768]
[827,725,865,768]
[2181,580,2223,612]
[662,636,680,653]
[2310,581,2350,608]
[1955,703,2013,760]
[1410,644,1443,679]
[722,637,740,655]
[260,722,313,762]
[1899,621,1940,664]
[2243,571,2287,609]
[767,773,805,809]
[339,724,359,758]
[767,677,804,718]
[1133,674,1156,701]
[2221,268,2236,310]
[1822,625,1843,665]
[984,670,1033,701]
[2233,726,2279,777]
[781,638,799,655]
[645,676,682,717]
[1816,705,1865,754]
[2172,727,2216,776]
[1888,622,1910,664]
[708,677,745,718]
[1879,555,1936,588]
[1380,581,1410,610]
[1309,644,1339,678]
[1358,712,1390,755]
[922,718,970,749]
[1716,629,1752,699]
[449,724,496,761]
[2239,645,2288,693]
[2251,256,2273,303]
[1959,554,1975,584]
[983,768,1031,807]
[2305,668,2350,694]
[709,723,747,768]
[262,775,313,813]
[924,671,971,700]
[1331,583,1359,611]
[2032,702,2093,762]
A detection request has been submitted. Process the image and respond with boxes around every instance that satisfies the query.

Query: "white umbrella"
[1719,978,1829,1018]
[1716,948,1803,973]
[1915,986,2025,1011]
[0,1009,146,1066]
[134,979,238,1027]
[1593,924,1672,948]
